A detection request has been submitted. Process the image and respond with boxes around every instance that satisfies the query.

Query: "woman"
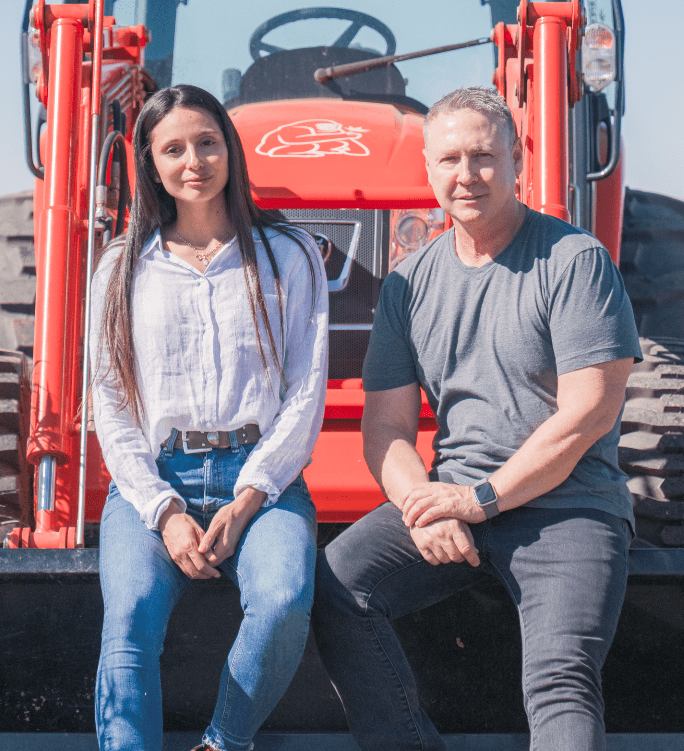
[91,84,328,751]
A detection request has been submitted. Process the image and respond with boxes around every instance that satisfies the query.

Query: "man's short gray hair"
[424,87,516,146]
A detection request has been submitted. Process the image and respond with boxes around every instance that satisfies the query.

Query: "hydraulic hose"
[96,129,130,241]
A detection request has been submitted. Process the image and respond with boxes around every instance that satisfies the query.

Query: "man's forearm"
[404,359,633,530]
[488,407,612,511]
[363,425,429,510]
[403,407,616,529]
[486,358,633,511]
[364,421,481,567]
[365,399,611,517]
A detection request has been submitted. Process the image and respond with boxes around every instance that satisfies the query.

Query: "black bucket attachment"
[1,547,682,735]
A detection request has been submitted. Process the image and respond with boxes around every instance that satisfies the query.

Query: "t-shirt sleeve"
[362,272,419,391]
[549,246,642,375]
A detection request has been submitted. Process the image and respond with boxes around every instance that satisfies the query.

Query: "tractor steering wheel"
[249,7,396,61]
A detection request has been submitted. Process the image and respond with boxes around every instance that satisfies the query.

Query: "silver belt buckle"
[182,430,207,454]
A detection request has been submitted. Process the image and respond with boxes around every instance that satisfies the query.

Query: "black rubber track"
[0,190,35,361]
[0,191,36,542]
[620,189,684,547]
[620,337,684,547]
[621,188,684,340]
[0,349,33,540]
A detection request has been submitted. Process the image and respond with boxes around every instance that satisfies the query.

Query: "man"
[312,87,641,751]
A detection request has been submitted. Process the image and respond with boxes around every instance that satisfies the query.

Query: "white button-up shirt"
[91,226,328,529]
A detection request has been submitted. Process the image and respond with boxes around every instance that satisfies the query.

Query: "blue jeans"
[96,444,317,751]
[312,502,631,751]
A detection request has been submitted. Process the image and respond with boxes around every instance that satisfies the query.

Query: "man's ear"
[512,137,523,177]
[423,148,432,186]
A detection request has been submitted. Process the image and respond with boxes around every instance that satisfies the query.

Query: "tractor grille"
[284,209,384,379]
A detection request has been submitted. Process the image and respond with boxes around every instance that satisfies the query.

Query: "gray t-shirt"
[363,209,641,525]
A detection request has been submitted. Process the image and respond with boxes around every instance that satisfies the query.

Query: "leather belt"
[162,425,262,454]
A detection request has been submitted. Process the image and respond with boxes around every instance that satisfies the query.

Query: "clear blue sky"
[1,0,682,202]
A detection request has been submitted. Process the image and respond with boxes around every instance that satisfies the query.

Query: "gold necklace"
[173,228,232,267]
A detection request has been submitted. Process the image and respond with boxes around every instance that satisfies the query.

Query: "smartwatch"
[472,480,500,519]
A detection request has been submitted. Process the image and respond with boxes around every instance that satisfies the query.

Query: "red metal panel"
[54,433,111,527]
[527,2,578,22]
[594,148,624,265]
[304,384,437,521]
[304,428,436,523]
[232,100,438,209]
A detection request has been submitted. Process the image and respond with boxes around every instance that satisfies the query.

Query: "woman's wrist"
[234,486,267,512]
[158,498,184,532]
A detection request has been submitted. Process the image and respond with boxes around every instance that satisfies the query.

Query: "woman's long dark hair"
[98,84,317,424]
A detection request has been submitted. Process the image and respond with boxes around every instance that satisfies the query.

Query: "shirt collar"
[139,225,266,259]
[139,229,163,260]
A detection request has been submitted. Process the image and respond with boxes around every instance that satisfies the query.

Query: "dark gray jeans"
[313,503,631,751]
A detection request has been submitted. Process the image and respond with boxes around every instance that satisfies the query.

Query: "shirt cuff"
[234,476,281,507]
[142,490,188,530]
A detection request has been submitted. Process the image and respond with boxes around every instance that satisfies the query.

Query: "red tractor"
[0,0,682,744]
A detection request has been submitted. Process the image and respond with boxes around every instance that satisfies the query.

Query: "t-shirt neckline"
[448,207,533,276]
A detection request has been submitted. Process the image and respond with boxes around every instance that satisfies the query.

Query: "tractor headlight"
[582,23,616,92]
[389,209,446,271]
[395,213,429,249]
[27,29,43,87]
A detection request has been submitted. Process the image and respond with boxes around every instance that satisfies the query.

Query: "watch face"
[474,482,497,506]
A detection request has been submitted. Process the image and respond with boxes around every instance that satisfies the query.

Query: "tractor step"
[1,733,683,751]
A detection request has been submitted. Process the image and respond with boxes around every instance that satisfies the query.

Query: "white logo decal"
[256,119,370,158]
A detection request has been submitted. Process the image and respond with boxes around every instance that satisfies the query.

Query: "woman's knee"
[101,588,170,656]
[247,571,313,629]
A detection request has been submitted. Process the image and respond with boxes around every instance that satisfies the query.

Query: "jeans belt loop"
[164,428,178,458]
[228,429,239,453]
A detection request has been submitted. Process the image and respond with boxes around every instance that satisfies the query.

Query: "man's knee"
[313,545,361,617]
[523,644,605,722]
